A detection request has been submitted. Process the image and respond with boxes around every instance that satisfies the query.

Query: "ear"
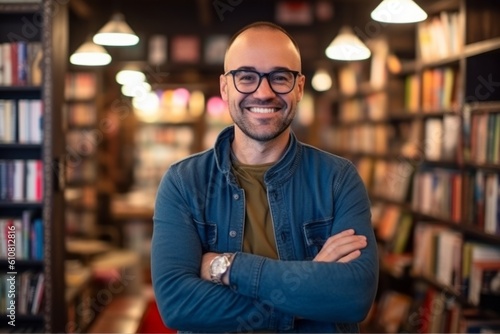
[220,74,229,101]
[296,74,306,102]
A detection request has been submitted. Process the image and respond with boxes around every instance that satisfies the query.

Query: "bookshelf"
[64,71,100,240]
[0,0,68,332]
[133,86,207,192]
[318,0,500,332]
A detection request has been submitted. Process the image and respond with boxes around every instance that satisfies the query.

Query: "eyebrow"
[234,66,295,72]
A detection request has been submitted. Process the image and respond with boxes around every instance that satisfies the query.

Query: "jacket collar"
[213,125,302,186]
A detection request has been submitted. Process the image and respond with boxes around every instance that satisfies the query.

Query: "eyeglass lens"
[233,70,296,94]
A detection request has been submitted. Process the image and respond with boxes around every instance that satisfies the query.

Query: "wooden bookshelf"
[320,0,500,332]
[0,0,68,332]
[63,71,100,240]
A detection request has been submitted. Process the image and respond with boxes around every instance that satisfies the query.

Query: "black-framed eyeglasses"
[224,69,301,95]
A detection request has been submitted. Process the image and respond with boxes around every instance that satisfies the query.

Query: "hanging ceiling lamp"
[371,0,427,24]
[93,13,139,46]
[69,39,112,66]
[325,26,371,61]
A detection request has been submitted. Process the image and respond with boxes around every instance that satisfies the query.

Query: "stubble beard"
[230,100,296,143]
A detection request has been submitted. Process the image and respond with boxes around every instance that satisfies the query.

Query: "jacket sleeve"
[151,166,295,332]
[228,161,379,323]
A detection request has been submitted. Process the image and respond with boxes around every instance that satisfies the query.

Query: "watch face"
[212,256,228,275]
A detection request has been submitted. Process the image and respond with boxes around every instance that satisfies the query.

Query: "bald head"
[224,22,302,72]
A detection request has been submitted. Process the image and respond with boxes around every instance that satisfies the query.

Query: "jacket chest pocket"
[302,218,333,259]
[194,219,217,252]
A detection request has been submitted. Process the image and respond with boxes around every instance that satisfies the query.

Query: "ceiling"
[67,0,435,88]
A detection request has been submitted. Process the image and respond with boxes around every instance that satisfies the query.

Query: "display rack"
[0,0,68,332]
[318,0,500,332]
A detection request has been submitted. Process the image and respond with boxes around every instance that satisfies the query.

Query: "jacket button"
[233,194,240,200]
[229,230,237,238]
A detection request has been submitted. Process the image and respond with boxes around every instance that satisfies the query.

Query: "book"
[442,114,461,161]
[376,205,401,242]
[435,229,462,289]
[31,218,43,260]
[417,11,462,62]
[424,118,443,161]
[404,74,420,112]
[0,42,42,86]
[0,100,17,143]
[30,272,44,314]
[468,261,500,307]
[484,173,499,235]
[376,290,412,333]
[463,242,500,304]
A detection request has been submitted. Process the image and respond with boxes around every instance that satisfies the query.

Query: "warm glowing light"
[69,41,112,66]
[206,96,226,117]
[371,0,427,24]
[121,82,151,98]
[189,90,205,117]
[116,70,146,85]
[133,91,160,122]
[311,69,332,92]
[172,88,191,108]
[93,13,139,46]
[297,92,314,126]
[325,26,371,61]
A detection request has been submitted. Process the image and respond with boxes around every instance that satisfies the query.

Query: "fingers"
[313,230,367,263]
[324,228,355,245]
[338,250,361,263]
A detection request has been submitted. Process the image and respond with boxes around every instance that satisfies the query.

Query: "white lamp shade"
[70,40,112,66]
[93,13,139,46]
[371,0,428,24]
[325,27,371,61]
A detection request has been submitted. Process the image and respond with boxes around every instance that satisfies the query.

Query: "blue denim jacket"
[151,126,378,333]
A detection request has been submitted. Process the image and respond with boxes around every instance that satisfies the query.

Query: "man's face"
[220,28,305,142]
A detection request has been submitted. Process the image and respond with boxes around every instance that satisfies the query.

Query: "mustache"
[240,97,285,108]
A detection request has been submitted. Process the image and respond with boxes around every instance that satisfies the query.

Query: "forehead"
[225,28,301,71]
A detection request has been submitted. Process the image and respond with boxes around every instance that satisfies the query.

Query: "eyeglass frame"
[224,69,302,95]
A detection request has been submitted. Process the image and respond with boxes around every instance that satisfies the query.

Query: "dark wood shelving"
[0,144,42,159]
[0,1,68,332]
[0,2,41,13]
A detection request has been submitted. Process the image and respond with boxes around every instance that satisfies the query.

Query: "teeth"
[249,107,276,114]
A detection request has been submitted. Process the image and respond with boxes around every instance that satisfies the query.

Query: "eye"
[236,71,258,83]
[271,72,292,83]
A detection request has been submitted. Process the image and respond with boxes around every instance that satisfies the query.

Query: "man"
[151,21,378,333]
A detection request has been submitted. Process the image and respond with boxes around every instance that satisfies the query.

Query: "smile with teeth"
[248,107,279,113]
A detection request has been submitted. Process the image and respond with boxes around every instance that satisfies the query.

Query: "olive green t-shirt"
[232,161,279,259]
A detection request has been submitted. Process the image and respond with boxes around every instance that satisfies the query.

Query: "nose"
[253,76,276,98]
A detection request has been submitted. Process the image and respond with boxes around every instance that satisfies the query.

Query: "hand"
[313,229,367,263]
[200,252,218,281]
[200,252,233,285]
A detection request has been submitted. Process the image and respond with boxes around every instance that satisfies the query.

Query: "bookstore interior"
[1,0,500,332]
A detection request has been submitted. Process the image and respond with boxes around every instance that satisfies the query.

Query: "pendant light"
[311,69,332,92]
[93,13,139,46]
[69,39,112,66]
[325,26,371,61]
[371,0,427,24]
[116,69,146,85]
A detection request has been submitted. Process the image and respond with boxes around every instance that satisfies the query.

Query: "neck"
[231,129,290,165]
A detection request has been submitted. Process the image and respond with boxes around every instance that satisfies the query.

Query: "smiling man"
[151,21,378,333]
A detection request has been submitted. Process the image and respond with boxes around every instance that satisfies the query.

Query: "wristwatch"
[209,253,233,284]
